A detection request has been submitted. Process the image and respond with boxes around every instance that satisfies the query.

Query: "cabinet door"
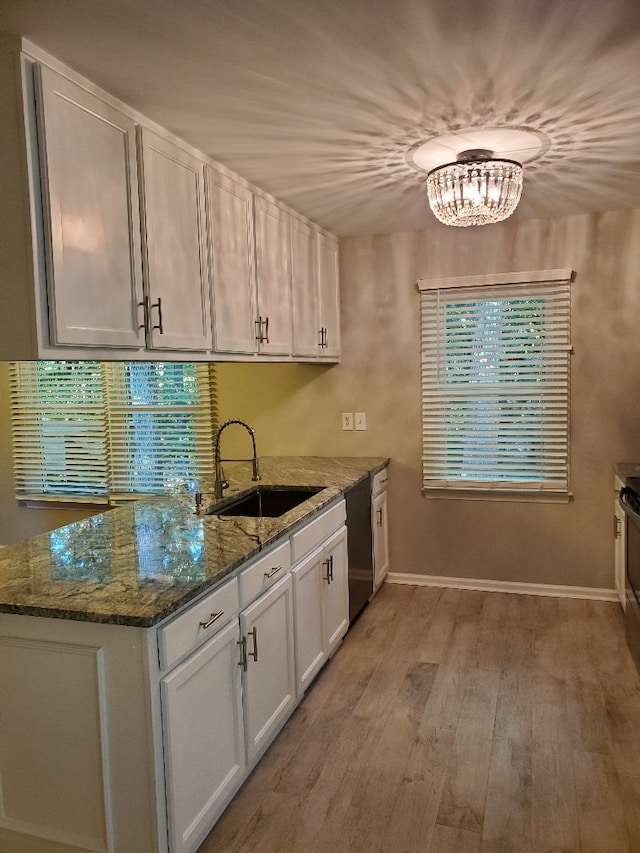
[35,65,145,349]
[290,217,320,357]
[323,526,349,656]
[317,233,341,359]
[138,129,212,351]
[206,168,257,353]
[292,546,327,695]
[240,574,296,766]
[372,491,390,588]
[254,196,293,355]
[162,621,246,853]
[614,495,627,609]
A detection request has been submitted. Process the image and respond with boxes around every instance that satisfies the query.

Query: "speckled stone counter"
[0,456,388,627]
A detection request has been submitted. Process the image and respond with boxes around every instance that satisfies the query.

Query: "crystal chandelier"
[426,149,523,227]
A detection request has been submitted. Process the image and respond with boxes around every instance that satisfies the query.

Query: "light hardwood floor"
[198,584,640,853]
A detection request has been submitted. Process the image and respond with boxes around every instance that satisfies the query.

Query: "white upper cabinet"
[290,216,320,357]
[254,196,293,356]
[35,64,146,349]
[138,128,212,351]
[291,220,341,359]
[317,233,341,359]
[0,40,340,362]
[206,167,258,354]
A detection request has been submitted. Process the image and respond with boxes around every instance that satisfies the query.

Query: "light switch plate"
[341,412,354,431]
[355,412,367,431]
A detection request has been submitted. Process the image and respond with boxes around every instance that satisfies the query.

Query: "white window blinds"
[9,361,216,502]
[418,270,573,496]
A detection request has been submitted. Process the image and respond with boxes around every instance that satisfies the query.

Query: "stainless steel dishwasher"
[345,476,374,623]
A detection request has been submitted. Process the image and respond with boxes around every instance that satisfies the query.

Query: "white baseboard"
[386,572,619,602]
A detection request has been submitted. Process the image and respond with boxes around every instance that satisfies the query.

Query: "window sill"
[17,497,112,510]
[422,488,572,504]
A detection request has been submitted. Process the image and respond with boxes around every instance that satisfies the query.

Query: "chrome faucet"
[213,419,260,499]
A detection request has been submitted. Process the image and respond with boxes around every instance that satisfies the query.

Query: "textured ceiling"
[1,0,640,236]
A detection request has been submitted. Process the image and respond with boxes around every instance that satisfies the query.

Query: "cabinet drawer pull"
[263,565,282,580]
[151,297,164,334]
[329,554,334,582]
[248,626,258,662]
[238,635,248,672]
[199,609,224,630]
[377,507,383,527]
[263,316,269,344]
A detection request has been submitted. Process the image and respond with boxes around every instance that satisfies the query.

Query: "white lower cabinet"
[292,517,348,696]
[240,574,296,765]
[372,468,390,589]
[292,546,327,692]
[614,474,627,608]
[161,620,246,853]
[323,527,349,654]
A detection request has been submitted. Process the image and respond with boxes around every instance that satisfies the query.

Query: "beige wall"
[218,209,640,591]
[0,362,97,545]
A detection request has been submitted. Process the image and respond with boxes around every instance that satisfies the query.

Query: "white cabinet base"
[162,621,246,853]
[240,574,297,767]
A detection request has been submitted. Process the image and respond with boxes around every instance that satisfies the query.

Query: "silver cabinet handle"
[614,515,622,539]
[318,328,324,347]
[238,635,248,672]
[377,507,384,527]
[255,316,270,344]
[323,558,331,584]
[151,297,164,334]
[329,554,334,581]
[322,327,328,348]
[138,297,149,331]
[199,609,224,630]
[248,626,258,662]
[263,565,282,580]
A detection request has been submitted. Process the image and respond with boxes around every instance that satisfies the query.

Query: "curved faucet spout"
[213,419,261,499]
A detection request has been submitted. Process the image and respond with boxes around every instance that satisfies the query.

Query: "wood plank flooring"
[198,584,640,853]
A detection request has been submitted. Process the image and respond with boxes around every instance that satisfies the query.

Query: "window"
[418,269,573,498]
[9,361,216,503]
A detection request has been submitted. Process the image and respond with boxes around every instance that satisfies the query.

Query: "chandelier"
[426,149,523,227]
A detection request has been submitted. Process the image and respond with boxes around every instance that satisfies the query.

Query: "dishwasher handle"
[619,486,640,521]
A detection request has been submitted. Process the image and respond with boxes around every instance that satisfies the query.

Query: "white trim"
[385,572,618,602]
[417,268,575,291]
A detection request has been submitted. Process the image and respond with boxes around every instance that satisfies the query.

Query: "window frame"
[417,269,574,502]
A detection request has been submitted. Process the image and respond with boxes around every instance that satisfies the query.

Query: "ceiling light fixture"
[426,149,523,227]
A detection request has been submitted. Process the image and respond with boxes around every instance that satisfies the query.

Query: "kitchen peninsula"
[0,456,387,853]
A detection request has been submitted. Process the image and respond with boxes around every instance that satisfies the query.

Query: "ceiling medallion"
[426,148,523,227]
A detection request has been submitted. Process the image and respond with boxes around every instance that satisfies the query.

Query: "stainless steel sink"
[207,486,322,518]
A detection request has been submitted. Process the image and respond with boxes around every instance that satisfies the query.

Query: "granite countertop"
[0,456,388,627]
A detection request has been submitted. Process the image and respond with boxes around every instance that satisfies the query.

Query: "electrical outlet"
[341,412,354,431]
[355,412,367,431]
